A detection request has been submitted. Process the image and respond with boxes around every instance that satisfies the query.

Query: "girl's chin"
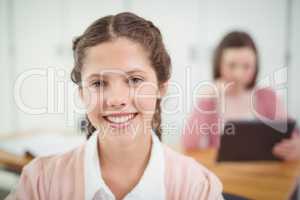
[98,117,141,138]
[98,126,141,143]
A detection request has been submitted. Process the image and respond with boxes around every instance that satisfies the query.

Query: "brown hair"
[71,12,171,140]
[213,31,259,88]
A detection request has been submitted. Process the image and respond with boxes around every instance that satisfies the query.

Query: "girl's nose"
[105,85,130,109]
[106,96,127,108]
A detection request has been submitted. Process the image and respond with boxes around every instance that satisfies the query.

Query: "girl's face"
[80,38,166,142]
[220,47,256,90]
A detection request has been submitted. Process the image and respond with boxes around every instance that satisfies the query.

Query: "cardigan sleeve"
[6,145,86,200]
[164,146,224,200]
[255,88,299,136]
[182,97,220,150]
[11,158,48,200]
[188,159,224,200]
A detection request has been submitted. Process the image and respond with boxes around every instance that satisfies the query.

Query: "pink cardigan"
[10,143,223,200]
[182,88,298,149]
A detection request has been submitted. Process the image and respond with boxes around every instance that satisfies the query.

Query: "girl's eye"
[92,80,105,88]
[128,77,144,86]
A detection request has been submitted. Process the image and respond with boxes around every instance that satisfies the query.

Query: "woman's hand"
[273,133,300,161]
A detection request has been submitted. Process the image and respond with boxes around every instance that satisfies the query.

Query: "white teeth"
[106,114,135,124]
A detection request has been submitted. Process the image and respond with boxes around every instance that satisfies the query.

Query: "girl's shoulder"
[162,145,224,199]
[14,144,86,199]
[24,143,85,173]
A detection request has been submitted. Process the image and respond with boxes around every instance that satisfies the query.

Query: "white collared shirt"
[84,131,165,200]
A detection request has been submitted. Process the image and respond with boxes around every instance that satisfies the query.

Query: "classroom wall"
[0,0,298,145]
[0,0,17,134]
[289,0,300,122]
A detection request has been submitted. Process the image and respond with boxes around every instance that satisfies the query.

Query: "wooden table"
[0,150,32,173]
[185,148,300,200]
[0,128,77,173]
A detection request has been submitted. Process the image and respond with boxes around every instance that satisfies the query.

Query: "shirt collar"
[84,130,165,200]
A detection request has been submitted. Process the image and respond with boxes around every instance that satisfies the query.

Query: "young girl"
[182,31,300,161]
[10,12,224,200]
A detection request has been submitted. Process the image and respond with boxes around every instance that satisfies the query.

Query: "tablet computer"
[217,120,296,162]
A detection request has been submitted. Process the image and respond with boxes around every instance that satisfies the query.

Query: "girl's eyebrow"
[86,74,101,80]
[85,69,146,80]
[125,69,146,75]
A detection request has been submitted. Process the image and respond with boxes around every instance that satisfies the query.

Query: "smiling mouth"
[103,113,138,128]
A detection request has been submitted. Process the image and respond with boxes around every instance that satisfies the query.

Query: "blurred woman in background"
[182,31,300,161]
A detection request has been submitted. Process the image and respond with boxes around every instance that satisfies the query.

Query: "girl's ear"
[158,81,168,99]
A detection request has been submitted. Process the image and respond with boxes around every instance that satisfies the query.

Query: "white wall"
[2,0,126,133]
[0,0,14,133]
[0,0,298,145]
[289,0,300,121]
